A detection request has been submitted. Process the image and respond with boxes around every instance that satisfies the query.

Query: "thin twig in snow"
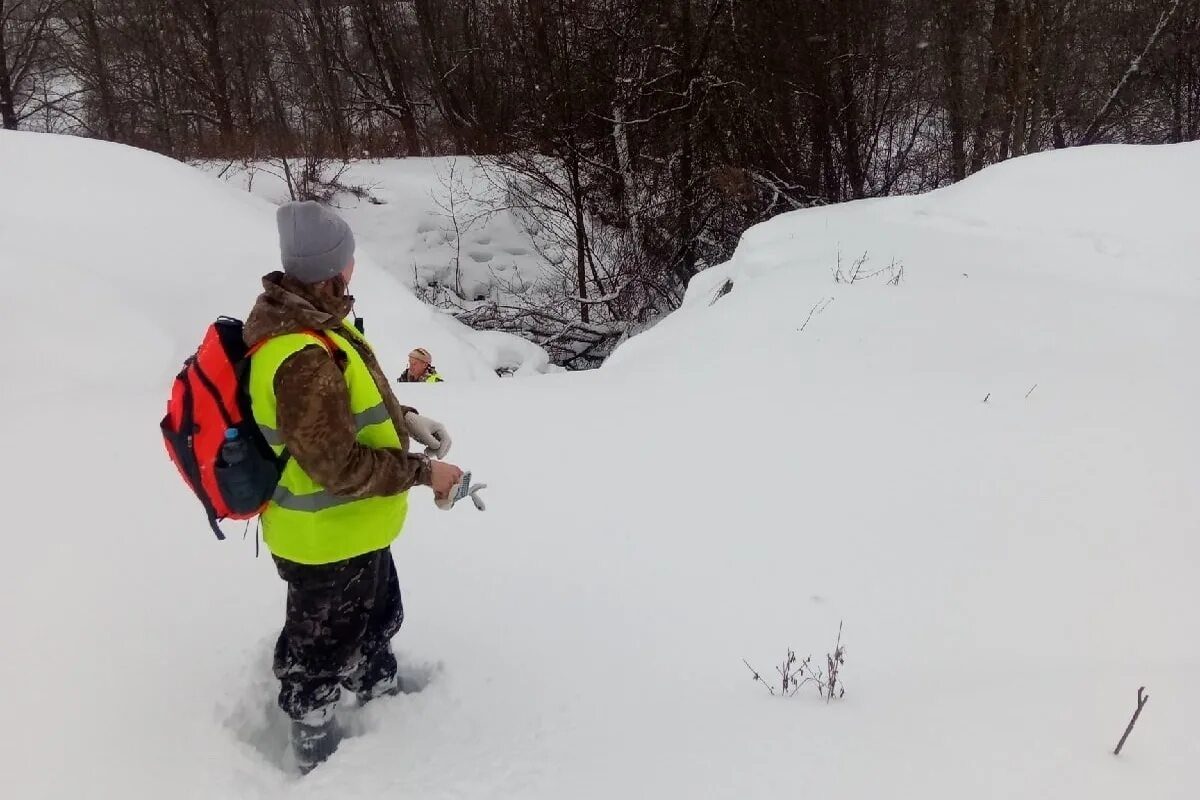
[1113,686,1150,755]
[742,659,777,696]
[798,297,834,332]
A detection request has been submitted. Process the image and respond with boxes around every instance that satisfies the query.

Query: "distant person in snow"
[397,347,443,383]
[243,200,464,773]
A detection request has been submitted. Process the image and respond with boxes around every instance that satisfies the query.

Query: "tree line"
[4,0,1198,366]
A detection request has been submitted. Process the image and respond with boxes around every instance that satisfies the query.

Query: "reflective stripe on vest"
[257,400,391,447]
[271,485,359,512]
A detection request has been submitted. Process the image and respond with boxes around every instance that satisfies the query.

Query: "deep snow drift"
[2,132,1198,799]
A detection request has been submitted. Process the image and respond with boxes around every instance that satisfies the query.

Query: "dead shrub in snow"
[833,251,904,286]
[261,150,376,206]
[743,622,847,702]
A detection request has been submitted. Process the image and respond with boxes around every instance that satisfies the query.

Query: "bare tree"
[1079,0,1187,145]
[17,0,1200,366]
[0,0,62,129]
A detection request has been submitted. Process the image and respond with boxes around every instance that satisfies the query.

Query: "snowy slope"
[2,133,1198,799]
[7,140,547,386]
[207,158,550,312]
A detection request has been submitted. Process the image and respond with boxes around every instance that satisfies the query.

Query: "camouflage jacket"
[243,272,432,499]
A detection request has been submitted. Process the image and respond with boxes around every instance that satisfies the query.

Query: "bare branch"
[1113,686,1150,755]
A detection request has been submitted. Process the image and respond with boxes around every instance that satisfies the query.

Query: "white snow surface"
[2,132,1199,799]
[207,158,552,314]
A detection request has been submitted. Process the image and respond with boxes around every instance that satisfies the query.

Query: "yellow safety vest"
[248,324,409,565]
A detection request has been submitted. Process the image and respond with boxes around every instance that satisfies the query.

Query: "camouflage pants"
[272,547,404,724]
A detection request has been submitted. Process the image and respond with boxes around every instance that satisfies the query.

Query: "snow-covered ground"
[2,131,1198,799]
[207,158,550,311]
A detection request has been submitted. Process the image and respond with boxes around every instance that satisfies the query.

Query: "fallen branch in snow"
[857,258,904,284]
[456,300,624,368]
[710,279,734,306]
[798,297,834,332]
[572,279,635,305]
[1113,686,1150,755]
[1025,384,1038,399]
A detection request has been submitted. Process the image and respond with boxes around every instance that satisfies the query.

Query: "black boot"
[292,717,343,774]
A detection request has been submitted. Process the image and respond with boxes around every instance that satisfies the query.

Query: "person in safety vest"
[398,347,443,383]
[242,200,463,773]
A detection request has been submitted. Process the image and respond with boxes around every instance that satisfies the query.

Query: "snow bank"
[207,158,550,313]
[1,132,541,385]
[2,133,1197,799]
[610,141,1200,386]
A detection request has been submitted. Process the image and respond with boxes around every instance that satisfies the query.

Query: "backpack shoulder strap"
[247,329,339,358]
[297,329,348,373]
[303,329,339,353]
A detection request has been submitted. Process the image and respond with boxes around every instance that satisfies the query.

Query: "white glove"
[404,412,452,459]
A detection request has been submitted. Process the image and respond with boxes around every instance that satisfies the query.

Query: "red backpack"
[161,317,334,538]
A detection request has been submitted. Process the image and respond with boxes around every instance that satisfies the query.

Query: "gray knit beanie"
[276,200,356,284]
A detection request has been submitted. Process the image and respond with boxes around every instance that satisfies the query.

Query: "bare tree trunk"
[675,0,699,275]
[677,120,698,280]
[200,0,234,148]
[1,0,62,130]
[567,151,590,325]
[1023,0,1050,154]
[79,0,119,139]
[0,35,16,129]
[305,0,350,156]
[941,0,971,181]
[354,0,423,156]
[807,16,839,199]
[1079,0,1186,146]
[970,0,1012,173]
[998,0,1028,160]
[833,1,866,198]
[1170,44,1185,142]
[611,102,641,246]
[413,0,472,149]
[1009,4,1031,157]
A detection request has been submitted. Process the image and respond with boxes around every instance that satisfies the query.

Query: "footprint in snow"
[221,645,441,774]
[339,659,442,737]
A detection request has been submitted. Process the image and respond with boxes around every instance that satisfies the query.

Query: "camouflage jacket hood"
[243,271,354,346]
[243,272,431,509]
